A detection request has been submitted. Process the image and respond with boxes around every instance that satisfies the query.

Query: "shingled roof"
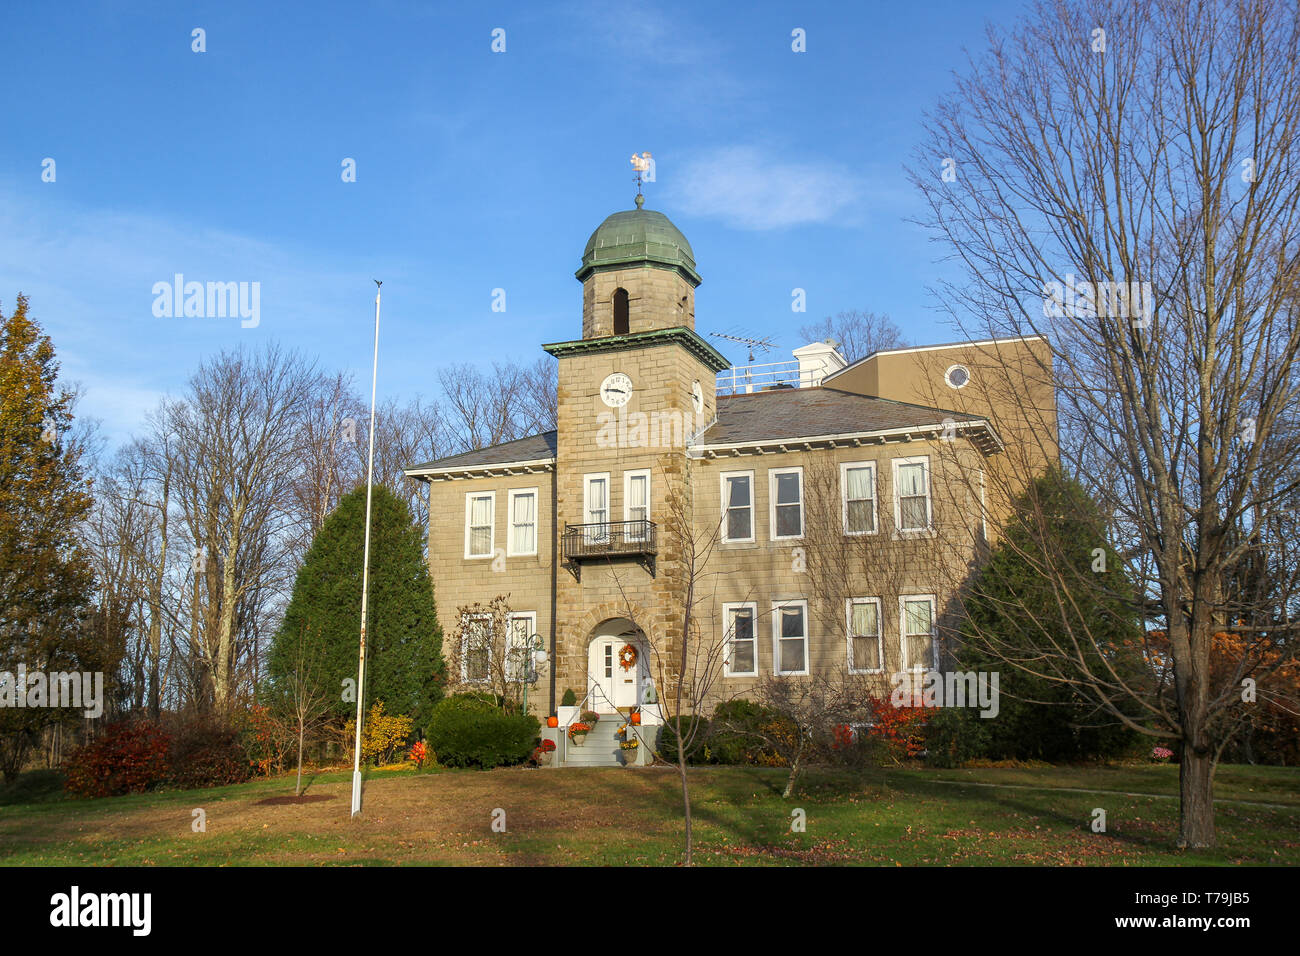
[405,430,558,476]
[696,386,988,447]
[405,386,999,478]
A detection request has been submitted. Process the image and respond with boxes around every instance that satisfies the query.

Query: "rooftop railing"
[716,360,826,395]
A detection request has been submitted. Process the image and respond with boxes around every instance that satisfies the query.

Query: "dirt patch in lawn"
[254,795,335,806]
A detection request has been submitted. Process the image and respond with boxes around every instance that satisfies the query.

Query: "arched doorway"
[586,618,648,714]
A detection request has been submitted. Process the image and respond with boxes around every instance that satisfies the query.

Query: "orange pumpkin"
[547,716,559,728]
[630,711,642,726]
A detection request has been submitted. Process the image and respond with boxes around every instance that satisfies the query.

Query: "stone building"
[406,199,1054,766]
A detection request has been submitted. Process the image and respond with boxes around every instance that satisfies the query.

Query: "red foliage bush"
[167,719,253,790]
[863,697,928,761]
[64,721,171,798]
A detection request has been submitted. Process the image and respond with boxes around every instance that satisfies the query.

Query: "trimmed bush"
[560,688,578,707]
[64,721,171,798]
[425,694,538,769]
[707,700,787,765]
[656,715,710,764]
[167,720,253,789]
[923,706,990,768]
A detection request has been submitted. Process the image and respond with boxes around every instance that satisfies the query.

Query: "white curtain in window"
[904,599,933,669]
[846,466,874,532]
[511,492,535,553]
[851,601,880,670]
[898,463,927,529]
[898,463,924,497]
[469,496,492,555]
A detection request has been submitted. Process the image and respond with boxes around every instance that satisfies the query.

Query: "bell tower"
[543,194,729,717]
[576,197,701,339]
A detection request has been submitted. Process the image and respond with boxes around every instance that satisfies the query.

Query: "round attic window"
[945,364,971,389]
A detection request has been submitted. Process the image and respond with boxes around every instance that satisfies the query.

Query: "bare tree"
[353,395,446,530]
[719,672,870,799]
[909,0,1300,847]
[162,344,325,713]
[289,371,362,551]
[799,310,907,363]
[271,624,333,796]
[447,594,531,712]
[438,358,558,454]
[605,464,731,867]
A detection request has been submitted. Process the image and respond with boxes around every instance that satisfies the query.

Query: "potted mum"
[568,722,592,747]
[533,739,557,766]
[617,724,639,766]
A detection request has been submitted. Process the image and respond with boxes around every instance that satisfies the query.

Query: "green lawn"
[0,762,1295,866]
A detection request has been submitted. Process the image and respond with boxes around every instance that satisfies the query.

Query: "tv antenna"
[709,330,778,364]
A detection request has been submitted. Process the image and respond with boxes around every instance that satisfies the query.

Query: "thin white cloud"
[671,147,860,230]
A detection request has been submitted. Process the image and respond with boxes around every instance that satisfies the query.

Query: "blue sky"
[1,0,1029,446]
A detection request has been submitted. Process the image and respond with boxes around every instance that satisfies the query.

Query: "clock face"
[691,380,704,414]
[600,372,633,408]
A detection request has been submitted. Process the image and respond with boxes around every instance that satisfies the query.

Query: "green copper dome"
[577,207,701,286]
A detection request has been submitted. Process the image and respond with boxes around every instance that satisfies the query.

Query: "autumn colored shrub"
[239,703,293,776]
[64,721,171,798]
[409,740,428,768]
[343,701,415,766]
[167,719,253,790]
[863,697,928,763]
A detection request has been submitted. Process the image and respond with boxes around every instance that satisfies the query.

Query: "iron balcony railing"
[562,520,657,561]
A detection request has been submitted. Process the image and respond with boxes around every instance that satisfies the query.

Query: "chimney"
[792,339,848,388]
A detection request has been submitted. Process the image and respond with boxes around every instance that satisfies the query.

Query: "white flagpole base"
[350,771,363,817]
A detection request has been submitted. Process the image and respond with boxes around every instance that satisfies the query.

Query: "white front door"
[587,634,642,713]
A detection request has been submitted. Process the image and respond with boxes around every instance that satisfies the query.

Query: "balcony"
[562,520,657,580]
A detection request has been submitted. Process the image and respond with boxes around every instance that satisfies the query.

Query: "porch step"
[560,719,657,767]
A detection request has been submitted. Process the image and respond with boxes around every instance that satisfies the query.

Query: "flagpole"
[351,280,382,818]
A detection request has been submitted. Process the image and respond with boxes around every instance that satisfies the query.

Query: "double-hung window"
[900,595,937,672]
[465,492,495,559]
[842,462,877,535]
[584,473,609,544]
[624,469,650,541]
[720,471,754,543]
[769,467,804,540]
[893,457,931,532]
[847,598,883,673]
[505,612,536,683]
[507,488,537,556]
[772,600,809,676]
[722,602,758,677]
[461,613,492,682]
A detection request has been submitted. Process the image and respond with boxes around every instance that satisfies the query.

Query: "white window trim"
[722,601,759,677]
[505,611,537,683]
[623,469,651,539]
[583,472,610,524]
[899,594,939,673]
[892,455,932,534]
[463,491,496,560]
[768,466,805,541]
[460,612,493,683]
[846,597,884,674]
[840,460,878,536]
[771,599,810,677]
[719,469,756,544]
[506,487,538,557]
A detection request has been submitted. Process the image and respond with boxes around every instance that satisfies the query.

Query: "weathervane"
[630,151,652,209]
